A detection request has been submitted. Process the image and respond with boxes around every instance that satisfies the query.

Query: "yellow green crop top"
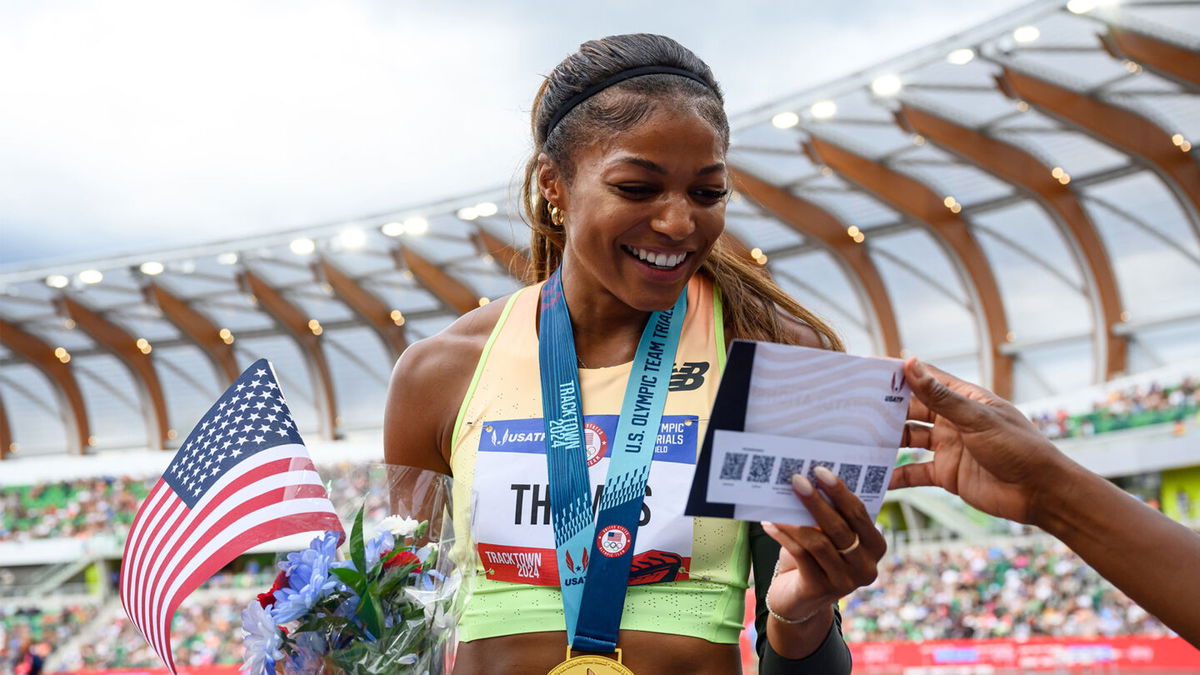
[448,275,749,643]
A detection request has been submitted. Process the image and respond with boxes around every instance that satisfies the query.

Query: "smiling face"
[540,103,729,313]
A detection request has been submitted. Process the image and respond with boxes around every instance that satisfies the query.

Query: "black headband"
[543,65,713,139]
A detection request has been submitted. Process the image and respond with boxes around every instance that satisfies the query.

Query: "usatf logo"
[669,361,710,391]
[885,371,906,403]
[584,421,608,467]
[597,524,632,558]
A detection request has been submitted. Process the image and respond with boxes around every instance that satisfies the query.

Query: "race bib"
[473,414,698,586]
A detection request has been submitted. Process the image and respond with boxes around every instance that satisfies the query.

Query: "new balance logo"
[669,361,710,391]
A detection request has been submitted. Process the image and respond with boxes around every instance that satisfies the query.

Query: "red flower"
[382,549,421,571]
[257,571,289,609]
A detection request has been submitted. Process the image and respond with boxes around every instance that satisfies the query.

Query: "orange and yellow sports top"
[448,275,749,643]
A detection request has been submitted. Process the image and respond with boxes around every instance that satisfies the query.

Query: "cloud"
[0,0,1027,266]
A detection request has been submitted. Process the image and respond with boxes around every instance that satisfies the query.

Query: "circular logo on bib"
[597,524,631,558]
[584,422,608,467]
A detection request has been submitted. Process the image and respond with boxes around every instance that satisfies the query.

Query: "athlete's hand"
[762,466,886,623]
[890,357,1074,525]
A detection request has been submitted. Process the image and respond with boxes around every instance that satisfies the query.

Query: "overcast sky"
[0,0,1029,268]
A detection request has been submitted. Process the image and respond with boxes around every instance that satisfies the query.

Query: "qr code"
[720,452,748,480]
[807,460,835,483]
[862,465,888,495]
[776,458,805,485]
[838,463,863,492]
[747,455,776,483]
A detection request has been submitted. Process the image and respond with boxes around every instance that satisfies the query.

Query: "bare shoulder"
[775,309,827,349]
[383,294,515,474]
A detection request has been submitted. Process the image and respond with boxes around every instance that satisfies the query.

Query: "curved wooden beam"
[730,166,902,357]
[142,280,240,386]
[54,295,169,449]
[395,247,479,315]
[1102,28,1200,90]
[471,228,532,284]
[807,137,1014,398]
[997,67,1200,242]
[237,269,339,441]
[896,104,1128,381]
[0,318,91,455]
[314,257,409,363]
[0,390,11,460]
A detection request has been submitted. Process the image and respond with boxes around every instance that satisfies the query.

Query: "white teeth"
[627,246,687,269]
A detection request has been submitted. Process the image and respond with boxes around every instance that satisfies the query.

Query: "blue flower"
[365,530,395,568]
[241,601,284,675]
[272,531,342,623]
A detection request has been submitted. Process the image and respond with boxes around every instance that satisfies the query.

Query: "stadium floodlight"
[381,221,405,237]
[404,216,429,235]
[139,261,164,276]
[771,111,800,129]
[457,206,480,221]
[946,48,975,65]
[289,238,316,256]
[78,269,104,284]
[1066,0,1097,13]
[217,252,239,265]
[336,227,367,250]
[810,100,837,120]
[475,202,498,217]
[45,274,70,289]
[1013,26,1040,43]
[870,74,903,97]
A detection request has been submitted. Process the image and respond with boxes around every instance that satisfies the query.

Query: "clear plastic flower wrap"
[241,464,469,674]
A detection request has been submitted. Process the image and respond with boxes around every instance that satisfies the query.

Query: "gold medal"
[548,646,635,675]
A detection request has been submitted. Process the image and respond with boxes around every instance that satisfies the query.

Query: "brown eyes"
[613,185,728,204]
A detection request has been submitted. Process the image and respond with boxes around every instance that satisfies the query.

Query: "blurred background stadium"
[1,0,1198,672]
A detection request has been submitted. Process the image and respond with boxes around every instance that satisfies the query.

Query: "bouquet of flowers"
[241,464,467,674]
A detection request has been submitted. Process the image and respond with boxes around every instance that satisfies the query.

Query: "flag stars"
[253,435,265,444]
[231,448,243,458]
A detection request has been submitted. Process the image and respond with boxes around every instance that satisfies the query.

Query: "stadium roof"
[1,0,1198,458]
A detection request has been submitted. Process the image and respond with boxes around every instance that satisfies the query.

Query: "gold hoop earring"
[548,204,565,228]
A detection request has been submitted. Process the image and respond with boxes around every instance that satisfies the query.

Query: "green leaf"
[350,505,367,576]
[359,588,385,639]
[377,566,411,598]
[330,566,367,595]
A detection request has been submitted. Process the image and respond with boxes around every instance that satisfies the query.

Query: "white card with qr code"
[709,429,898,526]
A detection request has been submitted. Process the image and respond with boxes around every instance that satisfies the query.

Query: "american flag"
[119,359,343,673]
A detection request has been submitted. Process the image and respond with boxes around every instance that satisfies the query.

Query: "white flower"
[241,601,285,675]
[397,654,418,665]
[378,515,420,538]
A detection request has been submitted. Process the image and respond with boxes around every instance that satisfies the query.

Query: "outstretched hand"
[890,357,1078,524]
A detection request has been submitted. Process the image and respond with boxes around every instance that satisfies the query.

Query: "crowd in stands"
[1030,375,1199,440]
[1,604,99,674]
[0,476,152,543]
[842,540,1171,642]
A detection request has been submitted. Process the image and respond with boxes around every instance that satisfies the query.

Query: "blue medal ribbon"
[539,267,687,652]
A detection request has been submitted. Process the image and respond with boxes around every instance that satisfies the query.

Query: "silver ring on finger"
[836,533,861,556]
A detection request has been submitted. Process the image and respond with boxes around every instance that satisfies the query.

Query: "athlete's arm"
[383,301,507,474]
[750,524,852,673]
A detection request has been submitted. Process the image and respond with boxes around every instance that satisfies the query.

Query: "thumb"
[906,358,990,431]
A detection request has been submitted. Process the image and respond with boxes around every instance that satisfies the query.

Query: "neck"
[560,263,650,368]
